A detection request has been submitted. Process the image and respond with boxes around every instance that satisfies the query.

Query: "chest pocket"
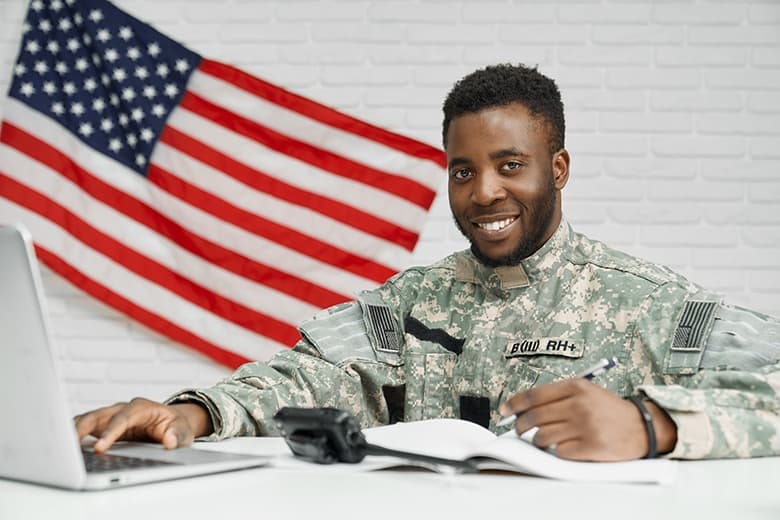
[402,334,457,422]
[497,333,584,399]
[497,336,632,408]
[496,358,542,412]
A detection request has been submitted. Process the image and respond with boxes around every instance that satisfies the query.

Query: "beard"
[452,177,557,268]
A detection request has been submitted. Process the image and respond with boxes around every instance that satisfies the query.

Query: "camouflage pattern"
[168,220,780,459]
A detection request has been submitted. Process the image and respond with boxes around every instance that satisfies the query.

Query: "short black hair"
[442,63,565,155]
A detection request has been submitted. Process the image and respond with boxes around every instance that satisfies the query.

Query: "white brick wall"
[0,0,778,414]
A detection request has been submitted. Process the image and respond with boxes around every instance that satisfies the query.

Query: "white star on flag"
[0,0,443,368]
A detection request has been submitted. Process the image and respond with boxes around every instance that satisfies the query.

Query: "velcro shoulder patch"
[666,299,719,375]
[299,299,403,366]
[363,303,402,354]
[672,300,719,352]
[299,302,377,365]
[701,304,780,371]
[359,299,403,365]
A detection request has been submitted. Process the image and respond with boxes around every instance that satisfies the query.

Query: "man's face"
[446,103,569,267]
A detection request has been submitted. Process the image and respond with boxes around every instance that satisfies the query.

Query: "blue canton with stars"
[8,0,201,175]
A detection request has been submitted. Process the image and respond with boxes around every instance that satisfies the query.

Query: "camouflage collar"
[520,218,572,279]
[455,254,529,290]
[455,218,572,290]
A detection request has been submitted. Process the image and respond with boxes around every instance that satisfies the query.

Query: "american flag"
[0,0,444,368]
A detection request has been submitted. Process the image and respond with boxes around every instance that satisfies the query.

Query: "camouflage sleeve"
[633,285,780,459]
[165,273,419,441]
[166,341,332,440]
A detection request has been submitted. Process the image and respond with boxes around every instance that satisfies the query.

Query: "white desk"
[1,439,779,520]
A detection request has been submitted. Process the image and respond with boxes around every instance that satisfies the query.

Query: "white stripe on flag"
[5,100,376,300]
[167,107,429,234]
[152,141,410,272]
[188,70,443,192]
[0,140,323,326]
[0,0,444,368]
[0,199,288,361]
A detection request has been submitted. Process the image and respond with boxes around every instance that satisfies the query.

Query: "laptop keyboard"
[82,450,178,473]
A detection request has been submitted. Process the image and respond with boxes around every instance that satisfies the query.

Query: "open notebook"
[361,418,677,484]
[0,223,268,490]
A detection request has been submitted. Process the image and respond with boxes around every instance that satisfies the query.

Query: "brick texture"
[0,0,778,413]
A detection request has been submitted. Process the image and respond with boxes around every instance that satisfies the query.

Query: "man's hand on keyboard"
[74,398,213,453]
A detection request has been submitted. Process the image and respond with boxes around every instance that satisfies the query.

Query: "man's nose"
[471,171,506,206]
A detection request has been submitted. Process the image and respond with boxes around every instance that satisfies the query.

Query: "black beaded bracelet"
[625,395,657,459]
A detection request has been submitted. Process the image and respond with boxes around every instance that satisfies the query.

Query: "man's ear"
[552,149,570,190]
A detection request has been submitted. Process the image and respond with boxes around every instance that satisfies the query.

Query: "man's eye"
[450,169,472,181]
[503,161,523,171]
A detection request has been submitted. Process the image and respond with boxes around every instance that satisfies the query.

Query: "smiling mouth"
[474,216,518,232]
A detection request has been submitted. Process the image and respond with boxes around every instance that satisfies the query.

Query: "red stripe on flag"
[0,171,302,346]
[159,124,418,252]
[147,163,396,284]
[199,58,447,169]
[34,245,252,369]
[1,123,350,309]
[180,91,436,210]
[1,4,445,368]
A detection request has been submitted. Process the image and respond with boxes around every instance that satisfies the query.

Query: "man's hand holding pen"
[498,358,679,462]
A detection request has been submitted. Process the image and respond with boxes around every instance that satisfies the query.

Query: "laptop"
[0,223,269,490]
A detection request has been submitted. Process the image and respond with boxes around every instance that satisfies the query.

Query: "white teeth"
[476,217,515,231]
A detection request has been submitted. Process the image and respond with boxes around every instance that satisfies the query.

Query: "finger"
[500,378,587,417]
[93,399,152,452]
[554,438,602,462]
[74,412,99,441]
[74,403,126,440]
[160,417,195,450]
[513,396,575,434]
[93,413,132,453]
[174,419,196,448]
[528,421,579,450]
[161,429,180,450]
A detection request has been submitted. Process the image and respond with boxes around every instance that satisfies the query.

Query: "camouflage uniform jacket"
[169,220,780,459]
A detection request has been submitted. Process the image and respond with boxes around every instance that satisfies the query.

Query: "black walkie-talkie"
[273,407,477,472]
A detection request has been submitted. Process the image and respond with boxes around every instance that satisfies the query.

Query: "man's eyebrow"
[447,149,531,169]
[489,148,530,160]
[447,157,470,170]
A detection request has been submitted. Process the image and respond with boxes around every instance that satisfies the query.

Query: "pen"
[496,356,619,427]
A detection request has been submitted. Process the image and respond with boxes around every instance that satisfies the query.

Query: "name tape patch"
[505,338,584,359]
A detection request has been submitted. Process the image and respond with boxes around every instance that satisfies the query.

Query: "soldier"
[75,64,780,461]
